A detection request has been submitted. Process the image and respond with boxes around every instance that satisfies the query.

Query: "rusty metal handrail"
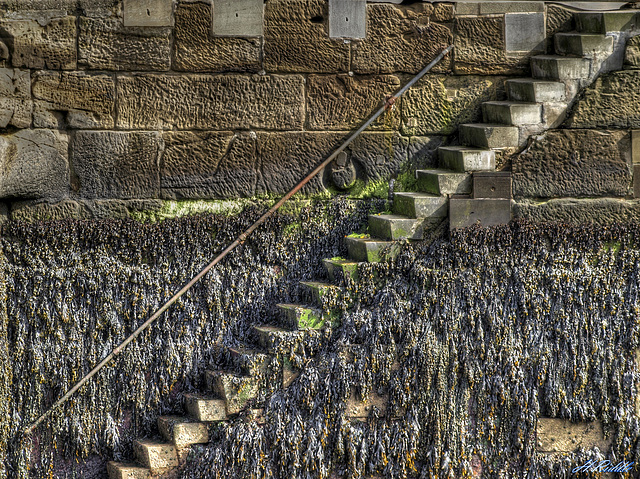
[22,44,453,437]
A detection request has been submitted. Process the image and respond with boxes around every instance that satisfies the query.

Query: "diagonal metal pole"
[22,44,453,437]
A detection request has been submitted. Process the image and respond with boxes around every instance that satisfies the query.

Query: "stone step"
[473,171,512,199]
[322,257,359,282]
[227,346,269,376]
[107,462,150,479]
[158,416,209,447]
[344,236,400,263]
[416,169,472,195]
[531,55,591,80]
[438,146,495,172]
[459,123,519,148]
[506,78,566,103]
[252,325,306,351]
[449,197,512,229]
[205,370,259,415]
[392,192,447,218]
[482,101,542,126]
[133,440,178,473]
[184,393,227,422]
[574,11,637,33]
[299,281,341,306]
[277,303,328,329]
[554,32,613,56]
[368,214,423,240]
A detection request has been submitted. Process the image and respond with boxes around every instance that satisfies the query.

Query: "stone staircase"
[106,9,639,479]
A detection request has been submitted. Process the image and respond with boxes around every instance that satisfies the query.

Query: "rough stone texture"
[454,15,531,75]
[513,129,632,198]
[537,419,611,453]
[546,5,574,39]
[0,129,69,199]
[123,0,173,27]
[117,74,304,130]
[32,71,115,129]
[71,131,162,199]
[407,136,445,170]
[515,198,640,225]
[351,4,453,74]
[264,0,350,73]
[0,67,31,128]
[568,71,640,128]
[161,131,258,199]
[0,16,76,70]
[307,74,401,131]
[256,131,408,195]
[10,198,163,221]
[0,0,118,15]
[402,75,506,135]
[173,2,261,73]
[78,17,171,71]
[625,34,640,68]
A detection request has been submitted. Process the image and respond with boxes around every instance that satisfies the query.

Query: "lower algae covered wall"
[2,198,640,478]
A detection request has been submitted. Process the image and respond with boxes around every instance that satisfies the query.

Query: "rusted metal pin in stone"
[22,44,453,438]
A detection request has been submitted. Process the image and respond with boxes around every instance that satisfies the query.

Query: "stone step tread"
[393,191,442,199]
[482,100,540,107]
[505,78,565,86]
[253,324,292,334]
[416,168,470,177]
[158,416,209,446]
[133,439,178,472]
[369,213,417,221]
[299,281,340,290]
[438,146,494,153]
[183,392,228,422]
[555,32,609,39]
[344,235,401,263]
[107,462,150,479]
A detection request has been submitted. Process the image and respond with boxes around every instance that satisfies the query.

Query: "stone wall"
[0,0,580,221]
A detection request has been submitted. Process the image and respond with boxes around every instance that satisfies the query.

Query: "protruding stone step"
[392,192,447,218]
[184,393,227,422]
[482,101,542,126]
[107,462,150,479]
[227,347,269,375]
[158,416,209,447]
[554,32,613,56]
[344,236,400,263]
[506,78,566,103]
[459,123,519,148]
[252,325,306,351]
[205,370,259,415]
[449,197,512,229]
[368,214,423,240]
[300,281,341,306]
[133,440,178,473]
[322,257,359,282]
[574,11,637,33]
[277,303,328,329]
[438,146,495,172]
[416,169,471,195]
[531,55,591,80]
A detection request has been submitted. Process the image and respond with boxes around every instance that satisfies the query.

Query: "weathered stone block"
[634,164,640,198]
[134,440,178,473]
[78,17,171,71]
[212,0,264,37]
[328,0,366,39]
[402,75,506,135]
[307,74,401,131]
[0,68,31,128]
[10,200,84,221]
[123,0,173,27]
[625,35,640,69]
[32,71,115,129]
[173,2,260,72]
[512,130,632,198]
[117,74,305,130]
[264,0,350,73]
[480,2,544,14]
[505,12,545,53]
[536,419,611,453]
[71,131,162,199]
[161,131,257,199]
[0,129,69,200]
[449,197,511,229]
[570,71,640,128]
[0,16,76,70]
[546,4,574,38]
[633,130,640,164]
[473,172,511,199]
[515,198,640,225]
[351,4,452,74]
[454,16,530,75]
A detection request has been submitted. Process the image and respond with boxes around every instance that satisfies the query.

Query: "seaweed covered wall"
[3,197,640,478]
